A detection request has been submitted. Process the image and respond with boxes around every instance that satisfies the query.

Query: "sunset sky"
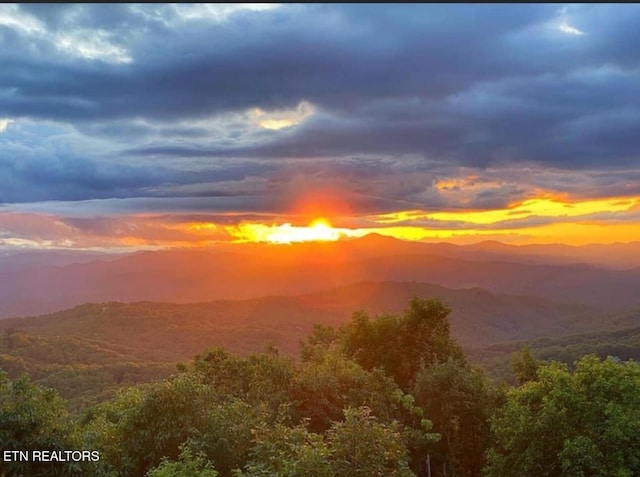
[2,4,640,250]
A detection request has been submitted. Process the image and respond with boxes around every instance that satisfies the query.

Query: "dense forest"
[2,298,640,476]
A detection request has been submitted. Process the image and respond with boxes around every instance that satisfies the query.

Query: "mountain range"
[1,235,639,318]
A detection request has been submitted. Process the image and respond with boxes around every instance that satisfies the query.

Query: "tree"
[146,448,218,477]
[83,349,289,477]
[0,372,89,477]
[186,399,267,477]
[84,373,214,476]
[510,345,539,385]
[239,407,415,477]
[300,324,341,363]
[292,347,421,432]
[239,420,332,477]
[190,346,295,417]
[414,358,493,477]
[342,298,464,391]
[484,355,640,477]
[328,407,415,477]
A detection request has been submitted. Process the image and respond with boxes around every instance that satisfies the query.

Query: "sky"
[1,3,640,250]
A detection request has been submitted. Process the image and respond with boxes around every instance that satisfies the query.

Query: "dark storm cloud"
[1,149,174,203]
[3,4,560,120]
[0,117,275,203]
[2,4,640,210]
[3,196,284,217]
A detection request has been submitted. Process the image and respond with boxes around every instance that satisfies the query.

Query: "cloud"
[0,118,12,132]
[0,211,234,249]
[0,4,132,63]
[559,21,585,36]
[253,101,315,130]
[1,3,640,223]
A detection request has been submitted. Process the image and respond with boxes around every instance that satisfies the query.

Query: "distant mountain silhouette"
[0,249,126,273]
[1,237,639,317]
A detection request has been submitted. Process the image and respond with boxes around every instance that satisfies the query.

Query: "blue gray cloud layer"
[1,4,640,212]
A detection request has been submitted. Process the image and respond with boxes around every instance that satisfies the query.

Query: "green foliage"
[292,347,420,432]
[300,324,340,362]
[342,297,464,390]
[328,407,415,477]
[190,346,296,418]
[0,372,94,476]
[84,373,214,476]
[146,448,218,477]
[414,358,493,477]
[485,355,640,477]
[332,297,483,475]
[473,325,640,383]
[239,420,333,477]
[510,345,540,385]
[239,407,415,477]
[0,330,174,413]
[84,348,293,477]
[293,347,439,476]
[0,297,497,477]
[185,399,267,477]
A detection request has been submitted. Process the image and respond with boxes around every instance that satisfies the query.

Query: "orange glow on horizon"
[7,195,638,251]
[372,197,640,226]
[289,189,354,222]
[229,218,360,244]
[220,195,640,246]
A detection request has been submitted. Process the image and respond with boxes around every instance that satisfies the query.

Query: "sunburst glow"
[230,218,359,244]
[218,195,640,246]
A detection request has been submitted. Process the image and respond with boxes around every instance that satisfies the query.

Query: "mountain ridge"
[0,280,619,356]
[2,237,639,318]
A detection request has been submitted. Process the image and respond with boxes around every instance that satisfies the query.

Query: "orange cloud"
[2,193,640,250]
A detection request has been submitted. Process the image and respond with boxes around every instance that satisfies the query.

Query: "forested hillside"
[0,331,174,411]
[1,281,636,412]
[2,298,640,477]
[0,280,606,355]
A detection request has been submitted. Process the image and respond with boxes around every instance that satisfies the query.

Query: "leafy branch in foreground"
[485,355,640,477]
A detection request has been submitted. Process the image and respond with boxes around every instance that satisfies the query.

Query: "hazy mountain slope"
[471,307,640,381]
[0,281,612,357]
[448,240,640,269]
[0,249,127,273]
[353,254,640,309]
[1,239,639,318]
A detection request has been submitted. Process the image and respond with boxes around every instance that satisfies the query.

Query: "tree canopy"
[340,297,465,391]
[6,297,639,477]
[485,355,640,477]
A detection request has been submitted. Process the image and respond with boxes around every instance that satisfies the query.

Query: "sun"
[272,217,342,243]
[307,217,340,241]
[231,217,347,244]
